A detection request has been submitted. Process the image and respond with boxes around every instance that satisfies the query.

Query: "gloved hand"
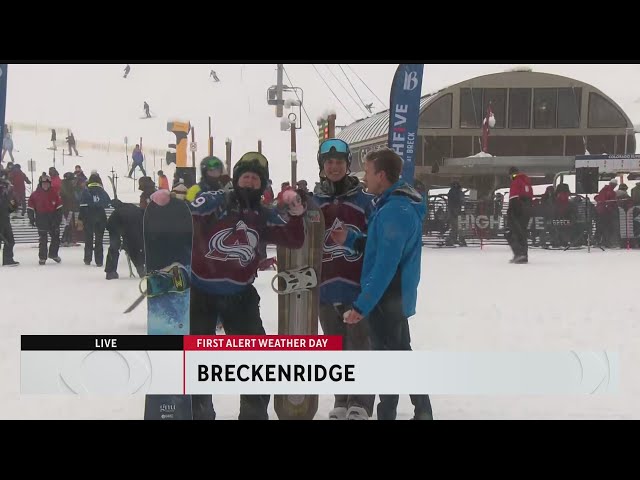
[282,189,305,217]
[150,189,171,207]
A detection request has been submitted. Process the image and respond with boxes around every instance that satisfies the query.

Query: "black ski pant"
[0,216,16,265]
[38,225,60,261]
[105,234,145,276]
[84,217,106,265]
[367,279,432,421]
[61,211,77,245]
[128,163,147,177]
[506,198,531,259]
[190,285,270,420]
[319,303,375,416]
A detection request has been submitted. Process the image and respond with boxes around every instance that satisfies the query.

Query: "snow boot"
[329,407,347,420]
[346,406,369,420]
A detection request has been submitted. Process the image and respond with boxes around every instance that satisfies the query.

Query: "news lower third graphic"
[19,336,618,396]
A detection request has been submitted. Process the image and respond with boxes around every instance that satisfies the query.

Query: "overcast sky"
[5,63,640,185]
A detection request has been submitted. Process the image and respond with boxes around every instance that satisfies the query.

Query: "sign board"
[575,154,640,173]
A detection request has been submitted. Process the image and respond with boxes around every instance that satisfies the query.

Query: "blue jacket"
[345,181,426,318]
[132,149,144,165]
[313,176,375,305]
[79,183,112,222]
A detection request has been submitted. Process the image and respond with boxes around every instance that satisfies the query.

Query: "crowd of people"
[9,132,639,421]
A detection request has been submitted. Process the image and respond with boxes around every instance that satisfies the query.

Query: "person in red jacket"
[8,163,31,217]
[48,167,62,197]
[506,166,533,263]
[27,175,63,265]
[157,170,169,191]
[596,179,618,247]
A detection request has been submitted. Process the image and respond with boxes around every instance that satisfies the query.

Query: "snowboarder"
[104,199,145,280]
[79,173,111,267]
[124,64,131,78]
[27,174,63,265]
[0,168,19,266]
[334,147,433,421]
[50,129,57,150]
[505,166,533,263]
[149,151,306,420]
[143,101,151,118]
[313,138,376,420]
[210,70,220,82]
[127,144,146,177]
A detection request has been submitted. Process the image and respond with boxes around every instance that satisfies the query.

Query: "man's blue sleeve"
[353,207,412,317]
[188,190,226,217]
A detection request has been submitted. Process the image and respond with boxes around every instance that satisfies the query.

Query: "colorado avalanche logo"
[206,220,259,267]
[323,218,363,263]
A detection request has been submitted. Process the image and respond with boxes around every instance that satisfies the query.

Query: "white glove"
[282,190,305,216]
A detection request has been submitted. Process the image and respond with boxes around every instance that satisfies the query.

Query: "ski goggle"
[238,152,269,169]
[203,157,224,171]
[319,139,350,156]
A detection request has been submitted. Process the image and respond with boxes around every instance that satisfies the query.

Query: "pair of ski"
[133,197,325,420]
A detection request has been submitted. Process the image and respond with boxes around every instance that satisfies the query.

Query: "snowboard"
[272,196,325,420]
[142,198,194,420]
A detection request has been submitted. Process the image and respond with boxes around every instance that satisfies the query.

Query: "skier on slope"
[312,138,376,420]
[150,151,306,420]
[127,144,146,178]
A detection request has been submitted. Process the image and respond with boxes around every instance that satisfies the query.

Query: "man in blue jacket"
[127,144,147,178]
[333,147,432,420]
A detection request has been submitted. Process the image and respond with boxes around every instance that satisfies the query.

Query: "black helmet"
[317,139,352,170]
[232,152,269,193]
[200,156,224,179]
